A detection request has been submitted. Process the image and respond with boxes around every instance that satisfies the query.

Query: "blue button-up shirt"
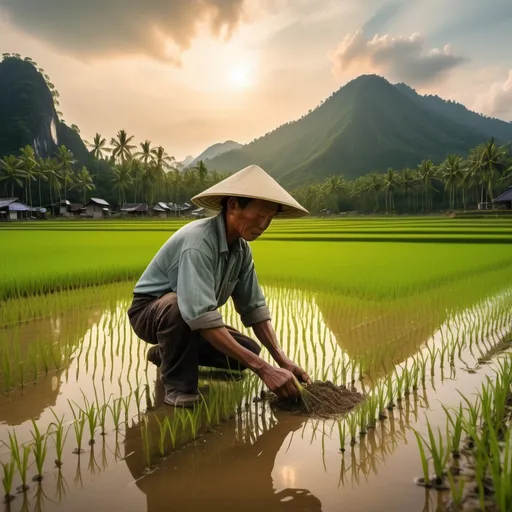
[133,213,271,331]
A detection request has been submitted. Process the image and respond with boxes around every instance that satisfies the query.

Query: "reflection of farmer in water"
[128,165,311,407]
[124,382,322,512]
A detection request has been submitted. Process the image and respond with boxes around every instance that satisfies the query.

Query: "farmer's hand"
[279,356,312,385]
[257,364,301,398]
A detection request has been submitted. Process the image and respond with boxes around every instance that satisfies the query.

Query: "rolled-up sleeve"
[232,248,271,328]
[176,248,225,331]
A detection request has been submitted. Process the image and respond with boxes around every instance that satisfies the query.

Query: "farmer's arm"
[176,248,300,397]
[231,249,311,384]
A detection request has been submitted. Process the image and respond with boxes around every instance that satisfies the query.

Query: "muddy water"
[0,274,511,512]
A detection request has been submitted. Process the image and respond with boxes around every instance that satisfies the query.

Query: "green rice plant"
[167,411,181,450]
[75,395,98,445]
[140,415,152,471]
[367,394,378,429]
[121,393,132,427]
[447,471,465,511]
[154,414,169,458]
[1,342,12,393]
[394,367,405,402]
[410,361,420,392]
[28,343,38,383]
[68,401,86,454]
[30,419,48,481]
[38,339,50,375]
[418,351,428,388]
[13,342,23,389]
[109,397,123,431]
[50,341,63,371]
[186,405,202,439]
[5,430,30,492]
[439,343,449,369]
[442,404,464,458]
[426,345,438,377]
[348,412,358,446]
[1,455,15,503]
[423,419,449,486]
[488,424,512,512]
[386,373,395,411]
[97,401,110,437]
[337,419,347,453]
[50,410,69,467]
[376,382,387,419]
[412,429,430,487]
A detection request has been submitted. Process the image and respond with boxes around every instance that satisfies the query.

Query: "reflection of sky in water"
[0,282,510,511]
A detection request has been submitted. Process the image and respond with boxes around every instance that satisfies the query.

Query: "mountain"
[189,140,241,167]
[204,75,512,186]
[0,55,116,203]
[394,83,512,142]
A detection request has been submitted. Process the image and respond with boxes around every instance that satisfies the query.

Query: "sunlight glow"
[228,64,253,88]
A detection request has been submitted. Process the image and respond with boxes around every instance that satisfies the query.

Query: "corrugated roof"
[121,203,148,212]
[493,187,512,203]
[156,202,170,210]
[0,198,18,208]
[89,197,110,206]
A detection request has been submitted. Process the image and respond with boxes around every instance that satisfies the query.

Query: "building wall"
[86,204,104,219]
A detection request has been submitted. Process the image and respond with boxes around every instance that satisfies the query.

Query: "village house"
[151,202,172,218]
[84,197,111,219]
[120,202,149,217]
[0,198,46,221]
[492,187,512,210]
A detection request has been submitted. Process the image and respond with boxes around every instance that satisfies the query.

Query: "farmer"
[127,164,311,407]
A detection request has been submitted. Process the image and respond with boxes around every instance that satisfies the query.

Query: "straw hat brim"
[191,165,309,219]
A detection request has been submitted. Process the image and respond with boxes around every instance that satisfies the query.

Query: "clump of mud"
[265,381,365,417]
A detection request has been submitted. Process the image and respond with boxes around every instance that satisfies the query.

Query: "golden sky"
[1,0,511,161]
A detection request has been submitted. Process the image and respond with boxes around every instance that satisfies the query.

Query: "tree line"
[0,132,511,215]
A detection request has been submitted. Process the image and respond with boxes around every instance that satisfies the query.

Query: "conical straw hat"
[191,164,309,219]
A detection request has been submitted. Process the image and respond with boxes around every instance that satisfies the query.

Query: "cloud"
[476,69,512,119]
[0,0,251,64]
[330,29,466,85]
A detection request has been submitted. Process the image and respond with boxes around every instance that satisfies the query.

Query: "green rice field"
[0,216,511,512]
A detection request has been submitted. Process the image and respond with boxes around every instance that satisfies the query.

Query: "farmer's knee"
[154,293,186,330]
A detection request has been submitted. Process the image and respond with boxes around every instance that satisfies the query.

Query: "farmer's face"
[229,199,278,241]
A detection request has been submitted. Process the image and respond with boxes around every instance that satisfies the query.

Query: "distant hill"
[189,140,241,167]
[205,75,512,186]
[394,83,512,142]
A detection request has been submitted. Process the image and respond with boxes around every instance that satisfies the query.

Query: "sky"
[1,0,511,161]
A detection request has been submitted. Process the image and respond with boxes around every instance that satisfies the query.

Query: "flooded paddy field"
[0,218,511,512]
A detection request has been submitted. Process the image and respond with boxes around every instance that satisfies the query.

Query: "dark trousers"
[127,292,261,392]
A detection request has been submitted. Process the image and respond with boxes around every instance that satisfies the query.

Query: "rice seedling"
[412,429,430,487]
[1,455,15,504]
[442,404,464,459]
[414,419,449,488]
[447,471,465,511]
[488,425,512,512]
[4,430,30,492]
[348,412,358,446]
[154,414,169,458]
[38,339,50,375]
[68,402,86,454]
[30,420,48,481]
[1,342,12,393]
[140,415,152,471]
[167,411,181,450]
[50,410,69,467]
[186,405,202,439]
[134,384,144,420]
[109,397,123,431]
[97,401,110,437]
[337,419,347,453]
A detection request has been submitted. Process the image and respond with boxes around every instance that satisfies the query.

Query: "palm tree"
[73,167,96,204]
[417,160,438,213]
[152,146,175,174]
[476,139,507,204]
[363,173,384,212]
[168,168,183,214]
[110,130,136,163]
[35,157,49,207]
[42,157,64,208]
[382,168,400,213]
[18,145,39,207]
[112,162,133,207]
[55,145,76,201]
[399,168,418,212]
[324,175,346,211]
[85,133,110,173]
[440,154,463,210]
[0,155,25,197]
[135,140,154,166]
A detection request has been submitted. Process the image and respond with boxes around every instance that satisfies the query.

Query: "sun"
[228,65,253,89]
